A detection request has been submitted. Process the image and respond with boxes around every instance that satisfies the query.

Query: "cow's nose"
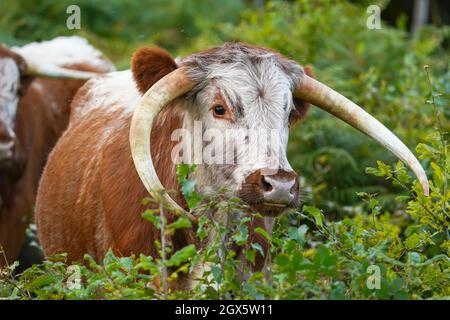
[260,171,298,205]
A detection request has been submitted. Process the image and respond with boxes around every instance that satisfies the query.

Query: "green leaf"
[168,216,192,230]
[275,255,289,267]
[405,233,421,250]
[303,205,323,228]
[142,210,161,229]
[196,216,209,241]
[176,164,190,183]
[232,224,249,245]
[288,225,308,244]
[430,162,445,187]
[166,245,196,267]
[138,255,159,274]
[407,252,422,265]
[254,227,271,241]
[245,249,256,265]
[251,243,265,257]
[27,273,56,290]
[211,265,222,283]
[416,143,438,160]
[176,164,201,210]
[181,179,197,197]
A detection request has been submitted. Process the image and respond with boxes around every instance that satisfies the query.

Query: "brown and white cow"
[0,36,115,266]
[35,43,428,286]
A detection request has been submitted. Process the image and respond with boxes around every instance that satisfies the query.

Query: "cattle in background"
[0,36,115,266]
[35,43,428,288]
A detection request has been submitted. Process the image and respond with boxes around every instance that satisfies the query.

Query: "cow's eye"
[213,105,226,117]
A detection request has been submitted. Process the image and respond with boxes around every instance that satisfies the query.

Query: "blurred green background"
[0,0,448,217]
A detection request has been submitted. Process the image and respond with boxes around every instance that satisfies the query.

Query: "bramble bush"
[0,134,448,299]
[1,103,448,299]
[0,0,449,299]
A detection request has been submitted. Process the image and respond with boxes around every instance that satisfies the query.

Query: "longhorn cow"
[35,43,428,287]
[0,36,114,266]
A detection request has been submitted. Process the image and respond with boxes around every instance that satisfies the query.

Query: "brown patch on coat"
[35,97,195,287]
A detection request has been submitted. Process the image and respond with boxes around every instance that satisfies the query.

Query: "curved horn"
[24,60,100,80]
[294,74,429,196]
[129,67,197,220]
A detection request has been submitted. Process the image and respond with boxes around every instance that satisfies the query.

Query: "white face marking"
[0,57,20,149]
[186,58,295,193]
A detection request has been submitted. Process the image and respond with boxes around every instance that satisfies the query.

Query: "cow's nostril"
[259,172,297,206]
[261,175,273,192]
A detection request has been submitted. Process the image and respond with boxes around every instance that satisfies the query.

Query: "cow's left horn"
[129,67,197,220]
[25,61,100,80]
[294,74,429,196]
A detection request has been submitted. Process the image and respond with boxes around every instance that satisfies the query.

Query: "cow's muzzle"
[237,169,299,217]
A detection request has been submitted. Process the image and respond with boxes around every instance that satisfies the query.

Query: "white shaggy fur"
[12,36,114,72]
[0,58,20,147]
[71,70,140,120]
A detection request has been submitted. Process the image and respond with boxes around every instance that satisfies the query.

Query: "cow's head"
[0,45,30,167]
[129,43,429,218]
[0,42,101,173]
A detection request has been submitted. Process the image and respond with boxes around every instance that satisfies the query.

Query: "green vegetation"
[0,0,448,299]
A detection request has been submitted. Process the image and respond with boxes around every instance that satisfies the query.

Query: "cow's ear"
[131,47,178,94]
[290,66,314,126]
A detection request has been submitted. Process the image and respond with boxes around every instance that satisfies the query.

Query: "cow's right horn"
[129,67,197,220]
[294,74,429,196]
[24,60,100,80]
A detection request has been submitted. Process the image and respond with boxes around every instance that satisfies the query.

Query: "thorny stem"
[424,66,450,240]
[0,248,31,299]
[393,175,444,226]
[207,206,235,299]
[159,194,168,300]
[424,66,448,216]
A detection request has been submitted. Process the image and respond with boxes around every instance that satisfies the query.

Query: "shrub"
[0,0,448,300]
